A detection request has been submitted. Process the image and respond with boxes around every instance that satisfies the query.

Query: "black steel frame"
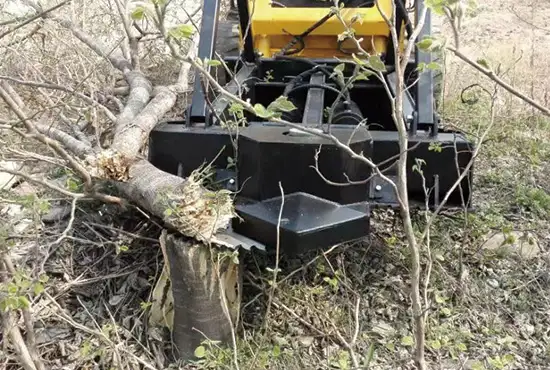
[148,0,475,254]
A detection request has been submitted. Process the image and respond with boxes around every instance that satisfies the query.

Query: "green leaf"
[434,294,445,304]
[163,208,173,217]
[417,37,434,51]
[39,274,49,283]
[334,63,345,74]
[130,6,145,20]
[355,70,374,81]
[267,96,296,113]
[206,59,222,67]
[33,283,44,296]
[401,336,414,346]
[66,178,80,191]
[352,53,367,66]
[364,343,376,367]
[18,296,30,309]
[168,24,195,39]
[477,58,490,69]
[337,350,350,369]
[456,342,467,352]
[427,62,441,70]
[368,55,386,72]
[229,102,244,113]
[272,344,281,357]
[471,361,485,370]
[253,103,273,118]
[440,307,452,316]
[425,0,446,15]
[429,141,442,152]
[429,339,442,350]
[194,345,206,358]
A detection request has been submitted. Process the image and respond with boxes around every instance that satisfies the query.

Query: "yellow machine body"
[248,0,394,58]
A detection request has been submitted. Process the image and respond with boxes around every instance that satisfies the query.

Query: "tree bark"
[162,232,241,361]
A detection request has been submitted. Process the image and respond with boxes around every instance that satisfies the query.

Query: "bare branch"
[1,257,46,370]
[0,165,84,198]
[0,85,93,186]
[446,46,550,116]
[34,122,93,158]
[509,5,550,32]
[22,0,132,72]
[0,0,69,41]
[0,81,25,109]
[112,71,153,135]
[1,91,92,158]
[2,24,42,47]
[111,85,177,157]
[0,75,117,122]
[0,304,38,370]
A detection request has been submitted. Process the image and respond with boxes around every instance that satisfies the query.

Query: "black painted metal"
[386,71,415,129]
[211,63,256,124]
[236,0,255,62]
[414,2,436,135]
[302,73,325,126]
[147,0,475,253]
[232,193,370,255]
[189,0,221,125]
[236,124,372,205]
[368,130,474,208]
[148,122,235,176]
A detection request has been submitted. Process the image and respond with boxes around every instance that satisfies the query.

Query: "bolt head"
[375,185,382,191]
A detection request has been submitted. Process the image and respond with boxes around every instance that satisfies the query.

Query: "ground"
[1,1,550,370]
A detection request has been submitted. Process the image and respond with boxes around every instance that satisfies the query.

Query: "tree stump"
[153,230,242,361]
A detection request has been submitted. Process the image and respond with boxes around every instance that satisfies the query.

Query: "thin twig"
[264,182,284,328]
[0,0,70,41]
[1,257,45,370]
[0,85,94,187]
[446,46,550,116]
[0,75,117,122]
[0,166,84,198]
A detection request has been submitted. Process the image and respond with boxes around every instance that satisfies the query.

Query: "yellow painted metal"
[248,0,394,58]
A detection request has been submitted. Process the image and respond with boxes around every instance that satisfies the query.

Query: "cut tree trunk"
[161,231,242,361]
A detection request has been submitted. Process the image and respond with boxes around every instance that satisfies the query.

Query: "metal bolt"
[229,178,235,185]
[375,185,382,191]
